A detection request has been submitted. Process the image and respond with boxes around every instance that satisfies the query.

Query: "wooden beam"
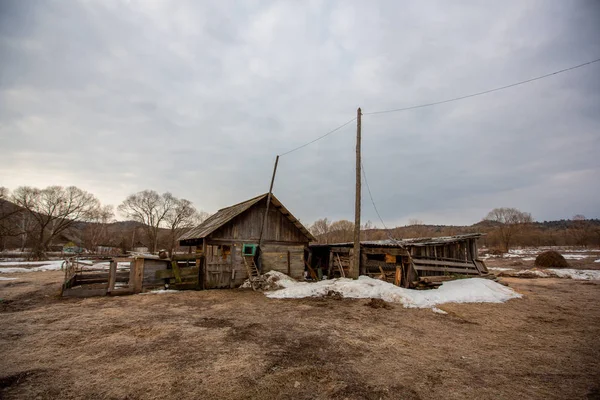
[131,258,145,293]
[413,265,479,274]
[412,258,481,269]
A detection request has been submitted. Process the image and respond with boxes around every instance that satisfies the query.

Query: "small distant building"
[132,241,149,253]
[179,193,315,288]
[96,244,121,256]
[63,241,84,254]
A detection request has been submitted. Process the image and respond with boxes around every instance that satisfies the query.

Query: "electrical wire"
[279,117,356,156]
[364,58,600,115]
[361,161,393,234]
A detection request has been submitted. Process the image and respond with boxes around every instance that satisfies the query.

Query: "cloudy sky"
[1,0,599,226]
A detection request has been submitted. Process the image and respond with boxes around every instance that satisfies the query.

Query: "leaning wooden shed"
[179,193,315,288]
[309,233,488,288]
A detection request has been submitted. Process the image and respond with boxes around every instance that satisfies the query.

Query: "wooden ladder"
[243,256,262,290]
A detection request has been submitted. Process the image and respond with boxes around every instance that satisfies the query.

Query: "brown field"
[1,259,600,400]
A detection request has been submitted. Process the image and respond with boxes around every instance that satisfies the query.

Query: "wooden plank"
[472,259,487,274]
[172,253,201,261]
[413,265,479,274]
[171,260,182,283]
[155,267,199,279]
[362,248,409,256]
[131,258,145,293]
[412,258,481,269]
[112,257,135,263]
[336,254,345,278]
[394,266,401,286]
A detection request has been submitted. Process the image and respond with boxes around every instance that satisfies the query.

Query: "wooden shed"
[179,193,315,288]
[309,233,488,288]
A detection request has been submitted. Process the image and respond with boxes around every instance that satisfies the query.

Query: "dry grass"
[1,270,600,399]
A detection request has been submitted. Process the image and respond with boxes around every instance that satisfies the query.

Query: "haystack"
[535,251,569,269]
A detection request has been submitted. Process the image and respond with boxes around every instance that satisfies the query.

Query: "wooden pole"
[351,107,361,279]
[259,155,279,248]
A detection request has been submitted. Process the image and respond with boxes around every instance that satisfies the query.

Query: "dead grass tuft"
[365,298,392,309]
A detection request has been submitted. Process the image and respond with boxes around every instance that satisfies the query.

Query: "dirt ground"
[1,269,600,400]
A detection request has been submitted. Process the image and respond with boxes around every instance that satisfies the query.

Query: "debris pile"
[535,251,570,269]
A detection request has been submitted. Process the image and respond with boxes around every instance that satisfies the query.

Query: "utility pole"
[259,155,279,249]
[352,107,361,279]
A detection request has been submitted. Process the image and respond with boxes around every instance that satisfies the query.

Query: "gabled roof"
[179,193,315,242]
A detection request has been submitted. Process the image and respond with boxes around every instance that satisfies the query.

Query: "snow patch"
[0,260,64,273]
[522,257,536,261]
[516,269,549,277]
[548,269,600,281]
[488,267,514,271]
[0,276,18,281]
[561,254,588,260]
[595,259,600,263]
[431,307,447,314]
[144,289,180,294]
[265,275,521,309]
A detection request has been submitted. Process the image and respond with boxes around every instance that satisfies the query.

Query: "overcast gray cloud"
[1,0,599,226]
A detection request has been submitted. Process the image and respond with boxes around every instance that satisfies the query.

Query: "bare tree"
[484,207,533,252]
[310,218,331,243]
[83,205,116,252]
[329,220,354,243]
[0,187,24,250]
[11,186,101,259]
[118,190,178,253]
[570,215,591,247]
[164,198,208,256]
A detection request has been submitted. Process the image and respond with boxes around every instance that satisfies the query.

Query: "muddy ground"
[1,269,600,399]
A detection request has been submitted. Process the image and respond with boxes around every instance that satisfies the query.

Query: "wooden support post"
[107,260,117,294]
[171,260,182,283]
[129,258,144,293]
[351,107,362,279]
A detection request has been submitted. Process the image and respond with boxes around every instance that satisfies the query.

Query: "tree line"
[310,208,600,251]
[0,186,208,259]
[2,186,598,259]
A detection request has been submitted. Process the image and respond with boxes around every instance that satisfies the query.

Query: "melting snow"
[264,272,522,309]
[0,276,18,281]
[516,269,549,277]
[0,260,65,273]
[548,269,600,280]
[488,267,514,271]
[595,259,600,263]
[561,254,588,260]
[142,289,180,294]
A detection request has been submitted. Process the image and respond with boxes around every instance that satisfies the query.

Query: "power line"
[279,116,356,156]
[361,161,389,231]
[364,58,600,116]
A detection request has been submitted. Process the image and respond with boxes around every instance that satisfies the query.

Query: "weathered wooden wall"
[210,203,308,244]
[142,259,171,287]
[261,244,304,280]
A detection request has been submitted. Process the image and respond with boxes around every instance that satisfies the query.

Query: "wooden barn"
[309,233,488,288]
[179,193,315,289]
